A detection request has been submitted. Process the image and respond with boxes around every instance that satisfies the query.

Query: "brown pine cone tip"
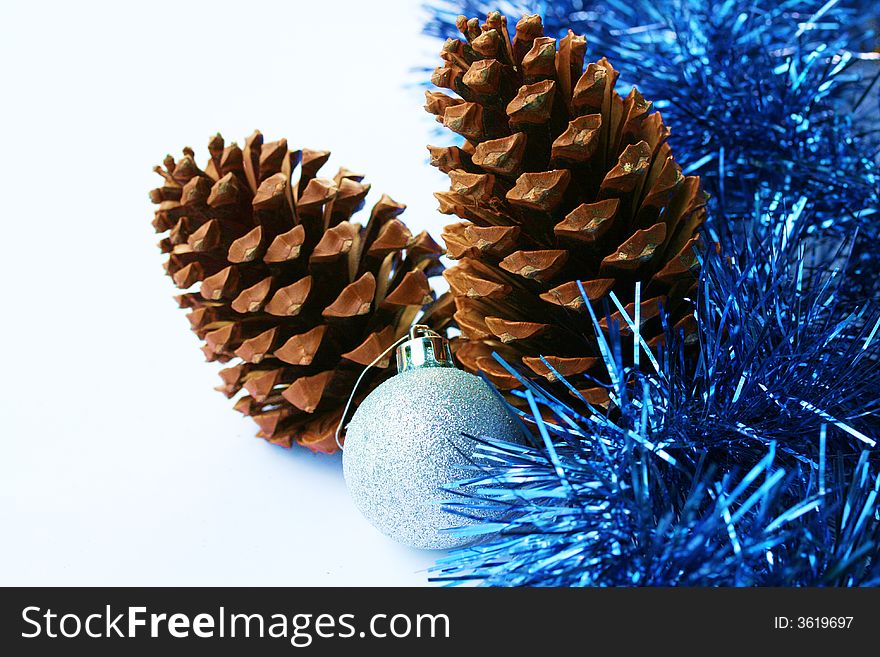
[426,12,707,406]
[151,131,452,453]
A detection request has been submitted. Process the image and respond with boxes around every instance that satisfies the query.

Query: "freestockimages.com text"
[21,606,450,647]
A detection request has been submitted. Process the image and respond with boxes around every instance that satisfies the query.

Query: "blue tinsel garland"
[431,204,880,586]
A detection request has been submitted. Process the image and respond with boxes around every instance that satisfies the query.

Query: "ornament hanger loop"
[334,324,441,450]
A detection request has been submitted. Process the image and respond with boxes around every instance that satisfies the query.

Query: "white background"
[0,0,456,585]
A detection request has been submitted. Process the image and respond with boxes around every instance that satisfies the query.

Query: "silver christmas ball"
[343,365,523,550]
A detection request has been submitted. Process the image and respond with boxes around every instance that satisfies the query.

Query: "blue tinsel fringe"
[431,203,880,586]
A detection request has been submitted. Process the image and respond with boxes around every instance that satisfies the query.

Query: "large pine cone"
[151,131,447,453]
[425,13,706,403]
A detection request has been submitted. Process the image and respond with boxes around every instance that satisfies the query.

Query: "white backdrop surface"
[0,0,455,586]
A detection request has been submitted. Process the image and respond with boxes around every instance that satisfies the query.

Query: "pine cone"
[151,131,447,453]
[425,13,706,404]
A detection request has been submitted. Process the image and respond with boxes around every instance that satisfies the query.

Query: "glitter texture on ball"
[342,366,523,550]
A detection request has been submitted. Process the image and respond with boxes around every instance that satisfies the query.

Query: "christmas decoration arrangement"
[150,131,450,454]
[148,1,880,587]
[418,6,880,586]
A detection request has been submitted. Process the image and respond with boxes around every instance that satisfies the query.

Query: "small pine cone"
[151,131,447,453]
[425,13,707,403]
